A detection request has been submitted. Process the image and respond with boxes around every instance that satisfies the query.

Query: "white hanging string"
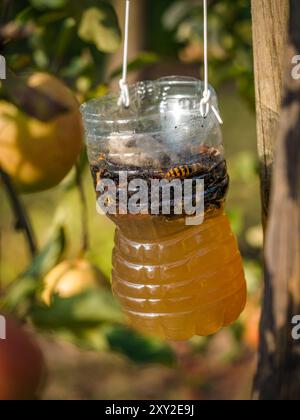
[118,0,222,123]
[200,0,223,124]
[118,0,131,108]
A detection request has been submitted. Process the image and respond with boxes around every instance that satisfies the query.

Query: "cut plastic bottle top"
[81,76,223,171]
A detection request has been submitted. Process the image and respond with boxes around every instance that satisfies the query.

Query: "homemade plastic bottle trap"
[81,1,247,341]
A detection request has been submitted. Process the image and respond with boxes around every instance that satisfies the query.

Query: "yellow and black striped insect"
[165,163,204,179]
[97,153,106,162]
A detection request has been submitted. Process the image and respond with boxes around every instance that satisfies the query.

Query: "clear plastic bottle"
[81,76,247,341]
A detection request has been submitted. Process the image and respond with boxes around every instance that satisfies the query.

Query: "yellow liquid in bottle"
[111,211,247,341]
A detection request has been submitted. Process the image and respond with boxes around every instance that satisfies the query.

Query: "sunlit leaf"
[55,327,109,352]
[244,260,263,293]
[2,227,66,313]
[0,276,37,315]
[61,148,88,191]
[24,226,66,279]
[162,0,191,31]
[230,152,258,183]
[78,5,121,53]
[245,225,263,249]
[227,208,244,236]
[31,289,124,329]
[86,83,109,101]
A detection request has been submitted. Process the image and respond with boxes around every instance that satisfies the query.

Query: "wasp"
[97,153,106,162]
[165,163,204,179]
[165,146,221,179]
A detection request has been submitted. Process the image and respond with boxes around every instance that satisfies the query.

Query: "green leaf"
[16,6,36,23]
[24,226,66,279]
[48,324,176,366]
[162,1,191,31]
[243,260,263,294]
[30,0,68,10]
[1,227,66,314]
[55,327,109,352]
[29,285,175,366]
[230,151,258,183]
[103,325,176,366]
[35,11,70,26]
[109,52,161,81]
[61,148,88,191]
[227,208,244,237]
[78,5,121,53]
[31,289,124,329]
[0,276,37,315]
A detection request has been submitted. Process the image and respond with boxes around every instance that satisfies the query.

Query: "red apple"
[0,317,46,400]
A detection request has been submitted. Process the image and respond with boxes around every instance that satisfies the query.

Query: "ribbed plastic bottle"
[81,76,247,341]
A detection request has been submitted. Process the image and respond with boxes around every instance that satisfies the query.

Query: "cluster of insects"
[90,146,228,218]
[95,146,222,181]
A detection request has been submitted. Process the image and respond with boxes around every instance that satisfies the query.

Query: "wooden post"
[251,0,289,226]
[253,0,300,400]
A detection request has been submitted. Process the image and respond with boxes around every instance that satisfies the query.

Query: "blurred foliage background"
[0,0,261,400]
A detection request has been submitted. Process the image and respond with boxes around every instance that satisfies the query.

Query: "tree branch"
[75,163,89,255]
[0,168,37,258]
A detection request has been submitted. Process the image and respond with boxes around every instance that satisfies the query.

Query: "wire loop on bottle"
[199,0,223,124]
[118,79,130,108]
[200,89,211,118]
